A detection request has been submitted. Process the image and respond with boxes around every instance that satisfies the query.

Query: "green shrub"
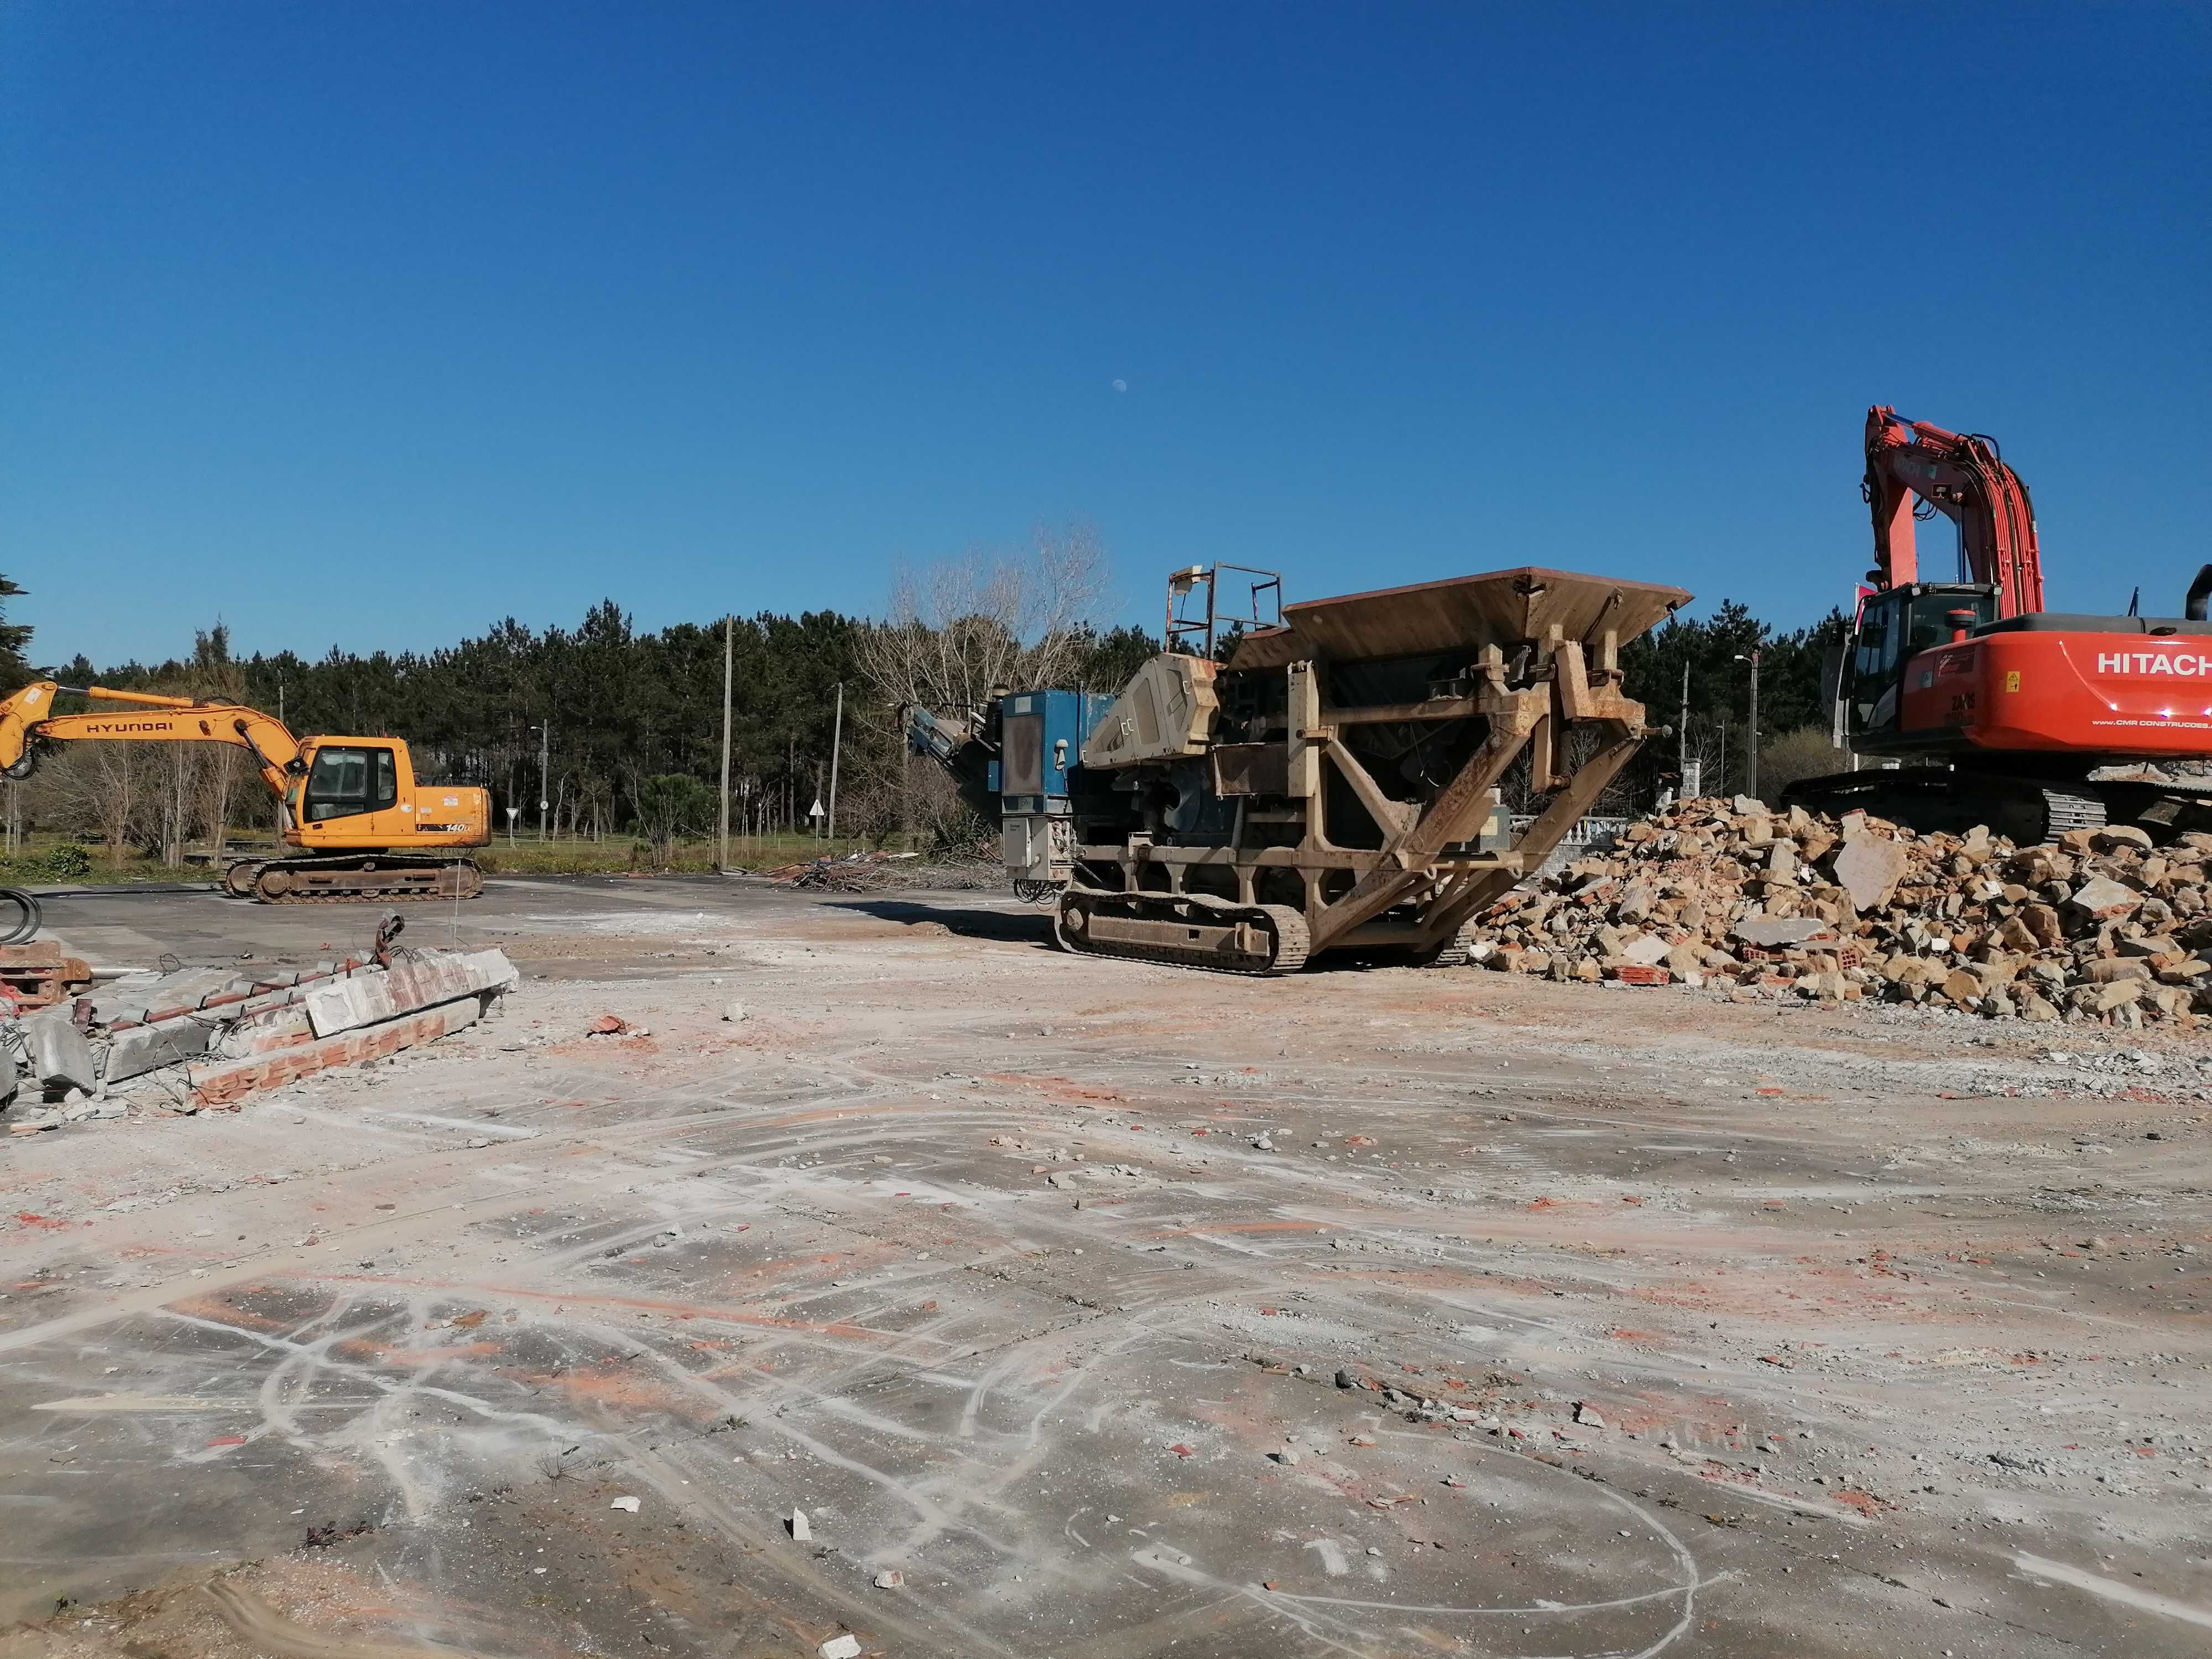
[3,842,94,882]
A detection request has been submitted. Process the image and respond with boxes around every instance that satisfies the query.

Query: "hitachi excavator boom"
[0,681,491,903]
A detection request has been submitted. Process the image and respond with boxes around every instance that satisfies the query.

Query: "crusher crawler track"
[1051,888,1311,975]
[223,855,485,904]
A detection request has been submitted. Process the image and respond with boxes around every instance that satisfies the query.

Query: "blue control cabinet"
[986,689,1116,813]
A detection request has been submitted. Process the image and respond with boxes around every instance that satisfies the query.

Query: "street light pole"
[827,682,843,843]
[718,615,734,872]
[537,721,550,842]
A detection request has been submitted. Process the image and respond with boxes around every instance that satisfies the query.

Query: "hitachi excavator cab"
[1845,582,1998,738]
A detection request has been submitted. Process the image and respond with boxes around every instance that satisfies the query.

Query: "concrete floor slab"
[2,875,2208,1656]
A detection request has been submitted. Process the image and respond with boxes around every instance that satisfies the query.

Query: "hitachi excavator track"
[1051,888,1310,974]
[223,855,484,904]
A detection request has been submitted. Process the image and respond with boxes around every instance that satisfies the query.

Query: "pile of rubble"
[771,849,922,891]
[770,847,1010,893]
[6,916,516,1130]
[1469,795,2212,1027]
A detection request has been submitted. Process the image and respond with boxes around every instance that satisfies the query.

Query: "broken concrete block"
[305,949,518,1037]
[818,1638,861,1659]
[23,1010,97,1095]
[303,973,398,1038]
[186,1000,480,1110]
[2066,876,2143,924]
[1729,916,1836,949]
[1830,835,1910,911]
[101,1015,216,1083]
[1939,968,1983,1004]
[2084,958,2153,985]
[2096,977,2147,1013]
[1618,933,1673,966]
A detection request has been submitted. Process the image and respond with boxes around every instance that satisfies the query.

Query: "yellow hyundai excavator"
[0,681,489,902]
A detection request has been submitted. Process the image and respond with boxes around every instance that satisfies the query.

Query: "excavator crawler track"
[236,856,485,905]
[1052,888,1310,975]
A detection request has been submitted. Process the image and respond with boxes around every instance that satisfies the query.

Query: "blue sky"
[4,3,2206,667]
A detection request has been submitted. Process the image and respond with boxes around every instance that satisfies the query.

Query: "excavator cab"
[302,743,400,822]
[1844,582,1997,738]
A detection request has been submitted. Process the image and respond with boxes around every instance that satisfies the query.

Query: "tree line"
[2,552,1850,867]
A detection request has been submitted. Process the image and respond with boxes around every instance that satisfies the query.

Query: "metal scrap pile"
[1469,795,2212,1027]
[6,917,517,1130]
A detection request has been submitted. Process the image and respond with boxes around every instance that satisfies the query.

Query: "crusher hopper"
[907,563,1689,972]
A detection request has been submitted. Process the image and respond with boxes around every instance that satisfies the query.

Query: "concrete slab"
[100,1013,216,1083]
[22,1008,97,1093]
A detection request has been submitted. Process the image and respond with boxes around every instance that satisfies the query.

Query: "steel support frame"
[1072,630,1648,963]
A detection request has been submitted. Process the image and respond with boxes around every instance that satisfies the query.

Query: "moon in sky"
[1112,378,1128,392]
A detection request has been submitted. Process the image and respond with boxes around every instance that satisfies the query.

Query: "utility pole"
[1678,660,1689,794]
[718,615,733,872]
[1736,649,1763,801]
[827,682,843,842]
[538,720,550,842]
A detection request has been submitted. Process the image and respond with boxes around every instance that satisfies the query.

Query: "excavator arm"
[0,682,307,796]
[1864,404,2044,617]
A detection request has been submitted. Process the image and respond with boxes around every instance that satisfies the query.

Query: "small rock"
[1573,1401,1606,1428]
[873,1569,905,1588]
[818,1638,862,1659]
[789,1509,812,1542]
[1730,917,1837,950]
[609,1496,640,1513]
[722,1002,747,1022]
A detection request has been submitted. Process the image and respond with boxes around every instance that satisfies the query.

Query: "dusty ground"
[3,873,2209,1658]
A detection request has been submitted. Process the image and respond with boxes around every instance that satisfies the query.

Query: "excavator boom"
[1864,405,2044,617]
[1,682,305,795]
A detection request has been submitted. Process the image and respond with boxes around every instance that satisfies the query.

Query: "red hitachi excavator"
[1780,405,2212,843]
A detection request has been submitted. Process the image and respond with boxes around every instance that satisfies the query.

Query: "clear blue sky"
[4,3,2206,668]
